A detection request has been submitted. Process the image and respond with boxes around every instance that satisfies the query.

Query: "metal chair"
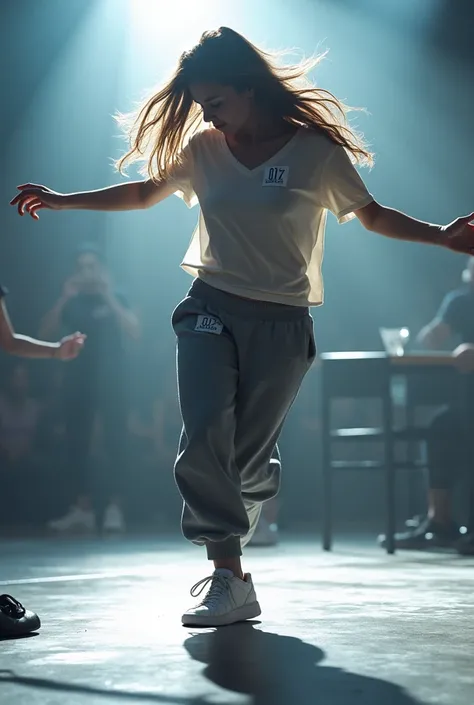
[319,352,460,554]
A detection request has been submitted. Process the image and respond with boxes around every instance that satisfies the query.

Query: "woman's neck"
[231,115,294,146]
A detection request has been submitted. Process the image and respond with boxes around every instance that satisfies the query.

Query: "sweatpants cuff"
[206,536,242,559]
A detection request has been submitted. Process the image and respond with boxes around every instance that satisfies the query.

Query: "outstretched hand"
[56,332,86,361]
[441,213,474,255]
[9,183,65,220]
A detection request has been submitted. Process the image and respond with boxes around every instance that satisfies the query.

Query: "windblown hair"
[116,27,373,182]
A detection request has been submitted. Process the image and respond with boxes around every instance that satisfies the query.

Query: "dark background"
[0,0,472,531]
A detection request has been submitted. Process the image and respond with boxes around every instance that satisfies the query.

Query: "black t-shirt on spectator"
[61,291,128,380]
[437,288,474,344]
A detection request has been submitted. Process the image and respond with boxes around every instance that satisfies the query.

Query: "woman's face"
[190,82,254,136]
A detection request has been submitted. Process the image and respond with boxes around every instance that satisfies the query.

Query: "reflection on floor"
[1,535,473,705]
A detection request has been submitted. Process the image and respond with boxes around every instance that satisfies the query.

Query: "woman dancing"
[10,27,473,627]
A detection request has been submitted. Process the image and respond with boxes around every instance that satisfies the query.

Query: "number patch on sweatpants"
[195,315,223,335]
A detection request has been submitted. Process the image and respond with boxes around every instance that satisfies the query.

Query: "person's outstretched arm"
[0,298,85,360]
[355,201,474,255]
[10,178,175,219]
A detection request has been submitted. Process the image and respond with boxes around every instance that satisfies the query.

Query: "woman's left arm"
[355,200,474,254]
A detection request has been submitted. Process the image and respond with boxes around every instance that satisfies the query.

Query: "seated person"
[379,258,474,555]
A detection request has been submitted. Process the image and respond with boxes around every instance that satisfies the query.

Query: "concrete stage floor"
[1,535,473,705]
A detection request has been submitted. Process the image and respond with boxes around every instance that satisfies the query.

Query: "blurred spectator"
[40,243,140,535]
[128,368,182,525]
[0,363,40,466]
[0,363,43,526]
[38,367,67,450]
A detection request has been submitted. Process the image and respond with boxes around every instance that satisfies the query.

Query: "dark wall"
[1,0,472,528]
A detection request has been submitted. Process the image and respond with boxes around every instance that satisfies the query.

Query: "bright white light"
[128,0,219,54]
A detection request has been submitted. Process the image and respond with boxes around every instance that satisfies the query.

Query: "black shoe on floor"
[378,516,460,550]
[0,594,41,638]
[456,533,474,556]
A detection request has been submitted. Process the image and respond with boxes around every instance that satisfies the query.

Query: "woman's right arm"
[10,178,174,219]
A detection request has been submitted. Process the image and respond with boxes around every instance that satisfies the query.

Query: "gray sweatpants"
[172,279,316,559]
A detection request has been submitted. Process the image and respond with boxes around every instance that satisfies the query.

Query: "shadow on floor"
[0,669,196,704]
[0,632,39,642]
[0,624,426,705]
[184,623,425,705]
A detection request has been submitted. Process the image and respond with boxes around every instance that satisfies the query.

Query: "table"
[318,351,470,553]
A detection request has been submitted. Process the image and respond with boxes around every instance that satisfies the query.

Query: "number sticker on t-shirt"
[262,166,289,187]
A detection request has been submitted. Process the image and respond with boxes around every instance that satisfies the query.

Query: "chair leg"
[384,389,395,555]
[321,404,332,551]
[385,458,396,554]
[322,466,332,551]
[468,488,474,533]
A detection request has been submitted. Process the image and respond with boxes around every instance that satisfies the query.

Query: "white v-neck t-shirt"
[169,126,373,307]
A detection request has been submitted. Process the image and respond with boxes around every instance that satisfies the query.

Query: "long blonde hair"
[116,27,373,182]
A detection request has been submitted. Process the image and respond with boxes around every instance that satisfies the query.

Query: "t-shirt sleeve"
[319,145,374,224]
[436,291,464,333]
[0,284,8,299]
[167,138,198,209]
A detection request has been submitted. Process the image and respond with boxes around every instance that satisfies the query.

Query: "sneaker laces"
[0,594,26,620]
[190,574,231,608]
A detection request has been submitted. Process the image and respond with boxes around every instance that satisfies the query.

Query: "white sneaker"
[103,503,126,533]
[48,506,96,533]
[182,569,261,627]
[249,518,279,547]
